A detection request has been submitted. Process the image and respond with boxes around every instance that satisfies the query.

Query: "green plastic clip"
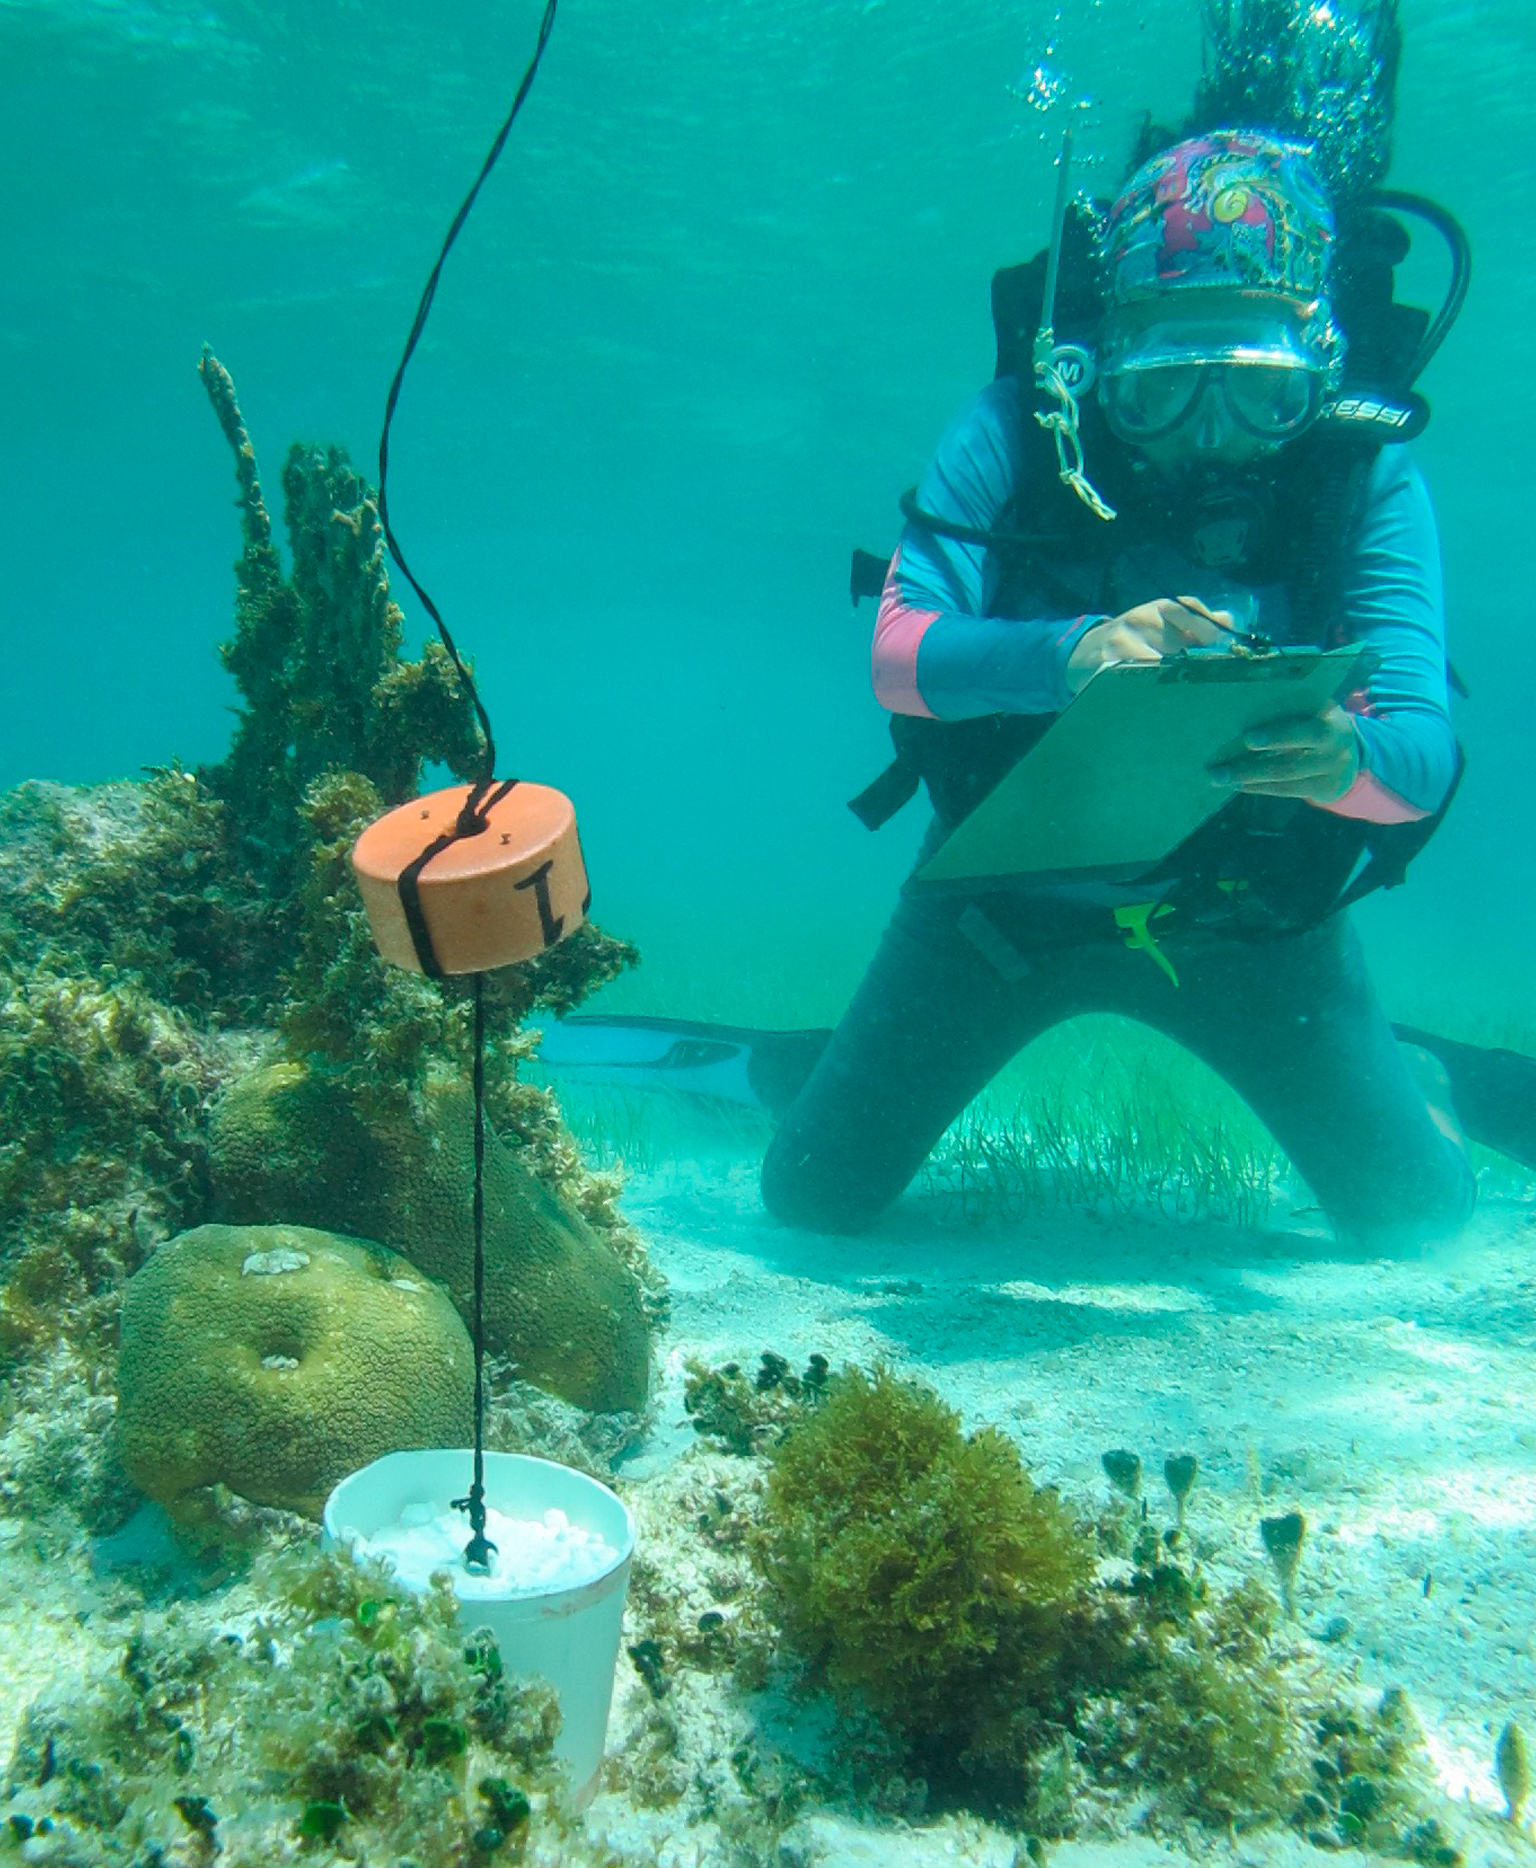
[1113,902,1179,986]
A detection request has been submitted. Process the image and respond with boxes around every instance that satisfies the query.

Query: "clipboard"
[911,644,1365,890]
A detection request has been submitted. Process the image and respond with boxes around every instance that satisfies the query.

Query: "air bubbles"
[1014,58,1069,114]
[1008,55,1096,127]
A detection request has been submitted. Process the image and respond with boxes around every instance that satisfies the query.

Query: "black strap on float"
[370,0,561,1576]
[395,779,522,980]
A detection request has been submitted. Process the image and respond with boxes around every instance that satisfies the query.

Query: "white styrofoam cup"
[322,1448,636,1806]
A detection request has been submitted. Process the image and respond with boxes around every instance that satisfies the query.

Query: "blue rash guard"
[871,376,1457,825]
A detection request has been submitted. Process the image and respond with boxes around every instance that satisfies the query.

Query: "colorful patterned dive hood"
[1100,130,1346,384]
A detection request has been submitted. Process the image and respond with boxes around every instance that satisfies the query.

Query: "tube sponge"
[116,1222,475,1517]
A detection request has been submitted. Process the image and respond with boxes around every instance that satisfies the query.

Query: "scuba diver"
[761,120,1480,1244]
[538,1,1536,1236]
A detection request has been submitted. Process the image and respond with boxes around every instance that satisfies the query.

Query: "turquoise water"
[7,8,1536,1860]
[4,0,1531,1027]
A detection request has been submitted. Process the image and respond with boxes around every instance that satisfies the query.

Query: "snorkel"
[1032,125,1118,522]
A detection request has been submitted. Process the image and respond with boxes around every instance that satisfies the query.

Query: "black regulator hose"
[1370,189,1472,385]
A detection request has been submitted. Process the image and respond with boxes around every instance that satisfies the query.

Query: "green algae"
[0,1545,565,1866]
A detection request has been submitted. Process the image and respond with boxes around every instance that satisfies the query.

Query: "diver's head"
[1094,130,1345,475]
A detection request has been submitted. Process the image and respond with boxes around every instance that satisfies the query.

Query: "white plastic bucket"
[321,1449,636,1805]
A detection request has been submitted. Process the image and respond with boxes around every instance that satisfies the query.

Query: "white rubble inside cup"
[343,1500,623,1599]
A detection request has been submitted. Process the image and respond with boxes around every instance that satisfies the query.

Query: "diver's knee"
[760,1132,887,1235]
[1336,1151,1477,1250]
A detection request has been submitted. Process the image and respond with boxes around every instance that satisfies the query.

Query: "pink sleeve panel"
[871,551,940,720]
[1317,769,1427,824]
[1314,693,1428,825]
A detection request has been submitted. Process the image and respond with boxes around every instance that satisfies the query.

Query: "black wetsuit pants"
[761,886,1477,1243]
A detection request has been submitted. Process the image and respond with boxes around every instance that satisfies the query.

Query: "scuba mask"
[1100,358,1322,445]
[1095,303,1330,446]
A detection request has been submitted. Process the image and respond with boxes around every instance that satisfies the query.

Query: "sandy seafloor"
[4,1130,1536,1867]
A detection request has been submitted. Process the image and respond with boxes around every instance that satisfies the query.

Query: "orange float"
[352,780,588,977]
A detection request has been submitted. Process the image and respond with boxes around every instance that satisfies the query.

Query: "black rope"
[376,0,561,807]
[367,4,562,1571]
[453,971,497,1573]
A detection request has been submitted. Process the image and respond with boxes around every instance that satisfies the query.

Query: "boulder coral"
[116,1222,475,1518]
[207,1063,652,1414]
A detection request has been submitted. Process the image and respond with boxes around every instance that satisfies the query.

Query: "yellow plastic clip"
[1113,902,1179,986]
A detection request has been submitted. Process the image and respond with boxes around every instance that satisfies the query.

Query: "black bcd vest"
[847,229,1463,945]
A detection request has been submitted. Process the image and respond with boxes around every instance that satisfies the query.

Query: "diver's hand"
[1209,703,1362,804]
[1065,597,1230,695]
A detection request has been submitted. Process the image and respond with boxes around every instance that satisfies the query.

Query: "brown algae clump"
[756,1365,1095,1802]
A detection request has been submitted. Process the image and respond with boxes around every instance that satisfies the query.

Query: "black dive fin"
[1391,1024,1536,1172]
[540,1014,1535,1170]
[536,1015,831,1119]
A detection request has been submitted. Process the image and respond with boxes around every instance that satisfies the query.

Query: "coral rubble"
[1,1544,568,1866]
